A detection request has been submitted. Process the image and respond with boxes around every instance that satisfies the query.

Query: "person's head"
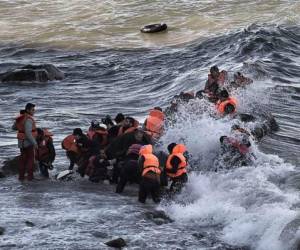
[134,129,144,142]
[218,89,229,101]
[25,103,35,116]
[154,107,163,112]
[91,120,100,129]
[73,128,83,139]
[210,65,220,78]
[36,128,44,139]
[101,115,114,128]
[115,113,125,124]
[124,117,135,128]
[224,103,236,115]
[167,142,177,154]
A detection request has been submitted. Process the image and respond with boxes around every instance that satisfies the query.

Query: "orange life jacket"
[216,97,237,115]
[145,109,165,138]
[139,144,160,176]
[118,119,139,136]
[36,131,53,161]
[207,70,227,86]
[87,128,108,147]
[15,113,37,140]
[62,134,79,153]
[166,144,187,178]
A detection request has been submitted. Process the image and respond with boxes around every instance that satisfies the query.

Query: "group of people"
[13,65,255,203]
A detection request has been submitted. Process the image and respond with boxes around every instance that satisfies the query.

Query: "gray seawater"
[1,1,300,249]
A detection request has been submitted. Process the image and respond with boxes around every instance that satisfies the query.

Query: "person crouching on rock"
[138,144,161,204]
[166,143,188,195]
[36,128,55,178]
[13,103,38,181]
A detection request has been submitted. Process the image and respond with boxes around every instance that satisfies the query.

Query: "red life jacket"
[36,130,53,161]
[118,119,139,136]
[166,144,187,178]
[139,145,160,177]
[216,97,237,115]
[145,109,165,138]
[224,137,250,155]
[62,134,79,153]
[87,128,108,147]
[15,113,37,140]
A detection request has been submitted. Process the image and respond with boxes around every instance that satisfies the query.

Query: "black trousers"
[138,176,160,204]
[116,160,139,193]
[169,173,188,194]
[39,162,49,178]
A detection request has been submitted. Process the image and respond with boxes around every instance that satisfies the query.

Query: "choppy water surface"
[0,1,300,250]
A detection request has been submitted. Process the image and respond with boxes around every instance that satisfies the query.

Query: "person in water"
[231,72,253,88]
[166,143,188,195]
[216,89,237,116]
[107,113,125,142]
[204,65,228,102]
[13,103,38,181]
[138,144,161,204]
[35,128,56,178]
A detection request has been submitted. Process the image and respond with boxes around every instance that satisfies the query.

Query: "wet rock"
[0,171,5,178]
[0,64,64,83]
[145,210,174,225]
[25,221,35,227]
[105,238,126,248]
[1,156,19,176]
[91,231,108,238]
[0,226,5,235]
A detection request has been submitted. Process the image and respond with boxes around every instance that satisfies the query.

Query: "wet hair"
[115,113,125,123]
[224,103,235,114]
[154,107,162,112]
[25,103,35,111]
[91,120,100,129]
[167,143,177,154]
[37,128,44,136]
[210,65,219,73]
[101,115,114,127]
[125,117,135,126]
[218,89,229,99]
[19,109,26,114]
[73,128,83,136]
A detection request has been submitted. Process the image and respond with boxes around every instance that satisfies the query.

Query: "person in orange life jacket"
[72,128,94,177]
[117,116,139,136]
[166,143,188,194]
[87,120,108,151]
[107,113,125,142]
[143,107,165,139]
[216,89,237,116]
[138,144,161,204]
[36,128,55,178]
[61,129,82,170]
[204,66,228,103]
[115,144,142,193]
[105,129,152,184]
[13,103,38,181]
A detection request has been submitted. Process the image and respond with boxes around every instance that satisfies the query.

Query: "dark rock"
[0,226,5,235]
[145,210,174,224]
[0,171,5,178]
[1,156,20,176]
[105,238,126,248]
[0,64,64,83]
[25,221,35,227]
[91,231,108,238]
[192,232,206,239]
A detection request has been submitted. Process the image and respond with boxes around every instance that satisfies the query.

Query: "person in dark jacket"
[105,129,152,183]
[116,144,142,193]
[36,128,55,178]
